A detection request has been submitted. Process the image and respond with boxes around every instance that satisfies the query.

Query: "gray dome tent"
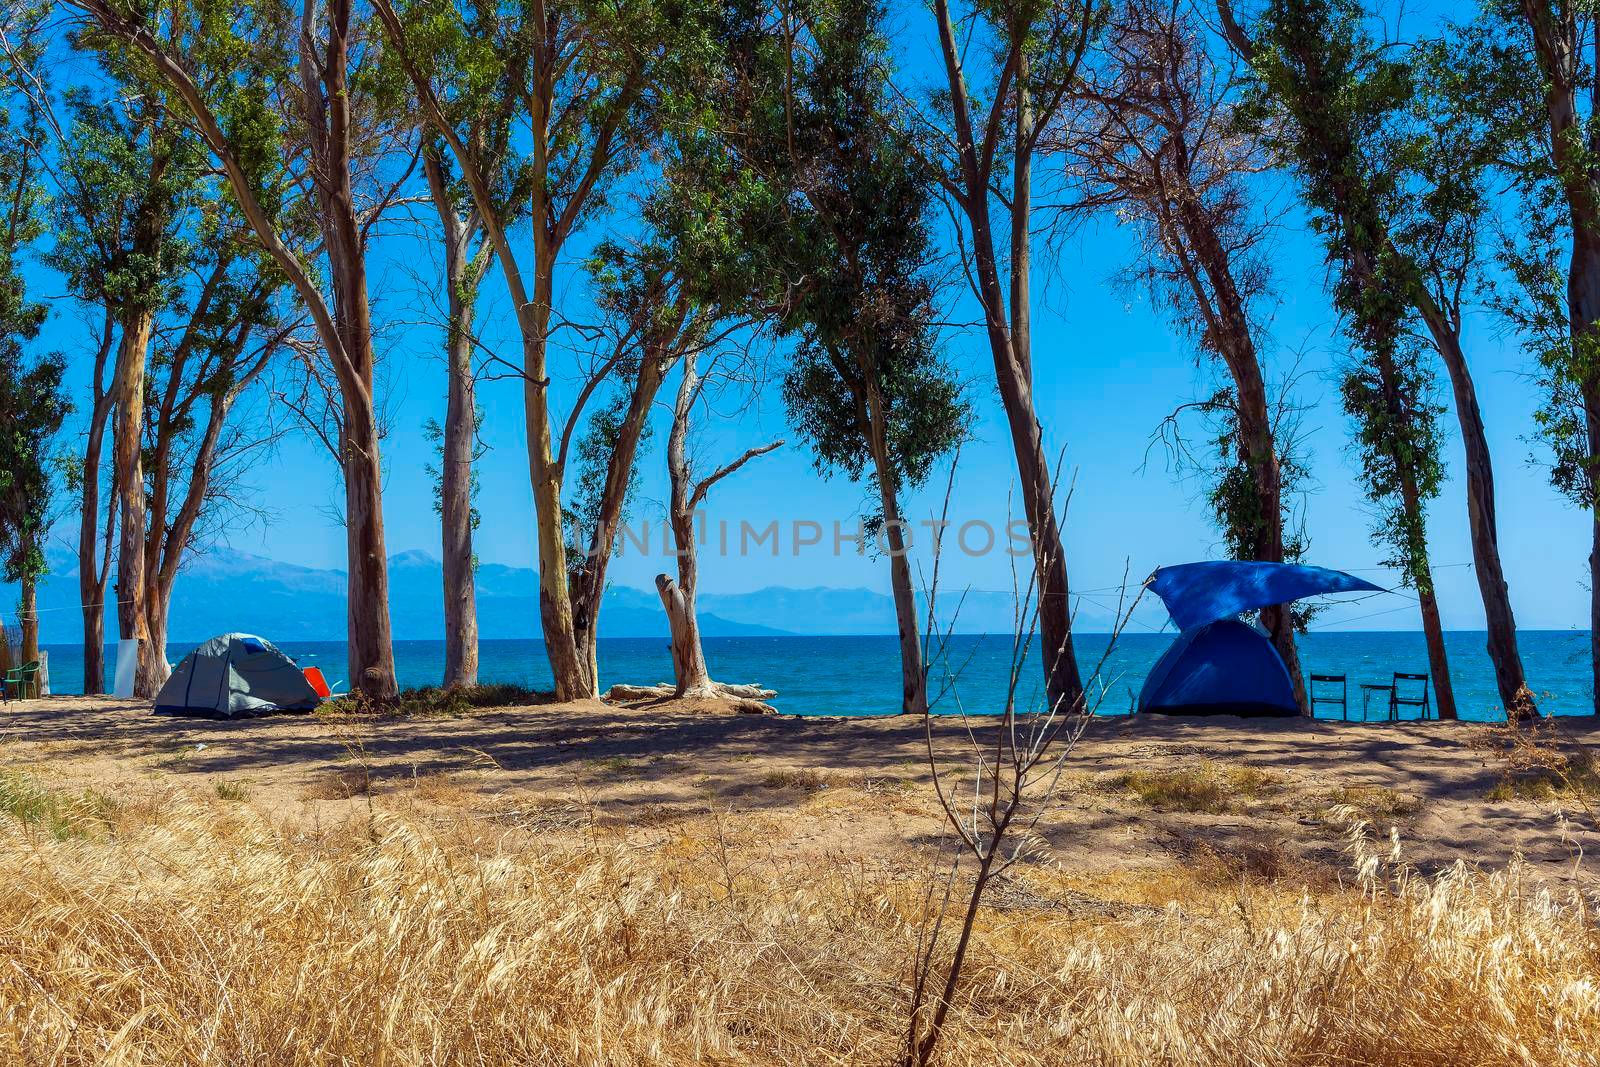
[154,633,320,718]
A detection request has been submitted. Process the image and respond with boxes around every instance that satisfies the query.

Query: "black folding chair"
[1391,672,1431,720]
[1309,673,1348,720]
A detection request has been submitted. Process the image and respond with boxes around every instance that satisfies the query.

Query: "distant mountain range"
[14,547,1133,644]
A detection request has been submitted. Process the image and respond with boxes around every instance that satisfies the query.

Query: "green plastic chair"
[3,660,40,700]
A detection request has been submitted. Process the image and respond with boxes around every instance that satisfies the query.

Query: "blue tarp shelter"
[1138,562,1384,717]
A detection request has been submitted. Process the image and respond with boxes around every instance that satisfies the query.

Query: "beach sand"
[2,693,1596,886]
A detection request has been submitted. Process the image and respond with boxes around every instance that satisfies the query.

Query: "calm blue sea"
[36,630,1597,720]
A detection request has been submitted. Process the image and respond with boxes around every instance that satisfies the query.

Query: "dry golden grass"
[0,789,1598,1065]
[1101,759,1283,813]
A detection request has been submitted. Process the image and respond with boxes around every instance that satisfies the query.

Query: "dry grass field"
[1,695,1598,1064]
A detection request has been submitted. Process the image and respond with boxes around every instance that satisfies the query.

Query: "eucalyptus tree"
[1220,0,1532,719]
[46,54,208,695]
[910,0,1103,715]
[373,0,704,700]
[561,236,688,689]
[134,226,298,691]
[762,0,969,716]
[1446,3,1600,711]
[654,347,781,702]
[67,0,423,699]
[675,0,968,715]
[419,141,499,690]
[1050,0,1314,711]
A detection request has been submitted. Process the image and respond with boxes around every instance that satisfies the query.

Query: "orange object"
[303,666,332,699]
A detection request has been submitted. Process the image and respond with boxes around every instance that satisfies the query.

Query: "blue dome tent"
[1137,561,1384,717]
[1139,619,1298,716]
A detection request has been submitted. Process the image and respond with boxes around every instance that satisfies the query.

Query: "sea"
[34,629,1598,720]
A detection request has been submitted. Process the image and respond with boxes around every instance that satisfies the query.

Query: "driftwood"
[604,680,778,716]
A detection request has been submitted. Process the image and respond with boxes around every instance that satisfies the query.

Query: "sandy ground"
[2,693,1597,887]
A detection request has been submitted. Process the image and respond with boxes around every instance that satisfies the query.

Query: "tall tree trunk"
[338,388,398,698]
[1412,302,1535,718]
[663,354,711,695]
[142,579,172,698]
[1008,50,1080,713]
[1518,1,1598,711]
[1570,237,1600,716]
[1413,567,1456,721]
[427,146,482,692]
[112,308,153,696]
[875,469,926,715]
[19,571,38,665]
[572,347,672,690]
[854,356,927,715]
[313,7,399,702]
[441,294,480,690]
[1380,353,1459,721]
[78,322,116,695]
[932,0,1083,715]
[1171,199,1309,713]
[137,537,170,693]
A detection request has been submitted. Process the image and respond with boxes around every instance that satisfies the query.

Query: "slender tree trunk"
[649,351,780,705]
[429,149,482,691]
[19,571,38,665]
[78,356,114,695]
[324,200,399,699]
[142,581,171,697]
[1171,199,1309,713]
[139,537,166,694]
[664,355,712,695]
[524,261,588,701]
[1380,353,1459,721]
[339,392,398,699]
[112,308,153,696]
[1409,298,1534,717]
[441,303,480,690]
[136,549,169,693]
[1008,52,1079,713]
[1414,570,1456,720]
[876,474,926,715]
[1516,2,1595,709]
[854,356,927,715]
[312,9,399,702]
[931,0,1083,715]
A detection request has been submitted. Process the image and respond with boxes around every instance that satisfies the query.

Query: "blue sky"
[32,1,1591,633]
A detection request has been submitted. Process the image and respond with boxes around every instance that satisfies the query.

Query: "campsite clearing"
[4,696,1600,1065]
[1,694,1595,883]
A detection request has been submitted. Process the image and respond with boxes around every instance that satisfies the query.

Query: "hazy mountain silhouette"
[16,547,1127,643]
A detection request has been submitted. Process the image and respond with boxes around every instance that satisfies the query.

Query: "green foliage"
[320,682,547,718]
[1242,0,1463,585]
[562,387,653,570]
[0,770,121,840]
[422,407,488,527]
[46,89,206,316]
[1338,338,1445,588]
[0,349,70,586]
[1203,397,1312,564]
[1440,9,1600,506]
[714,0,970,501]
